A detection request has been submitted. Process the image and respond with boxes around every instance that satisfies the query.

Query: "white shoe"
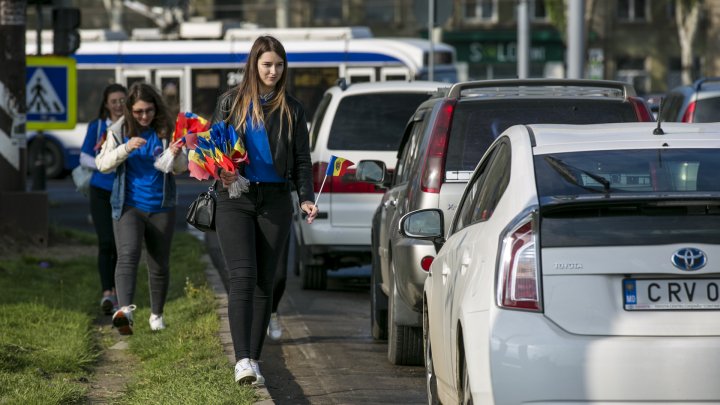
[234,358,256,385]
[250,359,265,386]
[149,313,165,331]
[112,305,137,335]
[267,312,282,341]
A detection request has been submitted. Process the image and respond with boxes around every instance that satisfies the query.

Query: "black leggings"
[89,186,116,292]
[271,228,291,313]
[215,183,292,361]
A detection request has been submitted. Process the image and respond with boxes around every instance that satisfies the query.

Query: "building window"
[514,0,548,22]
[313,0,342,23]
[365,0,396,24]
[463,0,497,22]
[618,0,648,21]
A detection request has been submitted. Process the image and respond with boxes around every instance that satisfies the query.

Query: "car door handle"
[384,199,396,209]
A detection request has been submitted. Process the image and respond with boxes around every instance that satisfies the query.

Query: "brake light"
[497,218,541,312]
[628,96,654,122]
[420,255,434,271]
[681,101,696,123]
[312,161,384,193]
[420,99,456,193]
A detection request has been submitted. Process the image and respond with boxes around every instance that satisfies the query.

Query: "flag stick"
[314,173,329,209]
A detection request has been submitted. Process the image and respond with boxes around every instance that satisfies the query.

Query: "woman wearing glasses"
[79,83,127,316]
[96,82,187,335]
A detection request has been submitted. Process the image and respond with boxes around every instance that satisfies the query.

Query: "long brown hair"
[123,82,173,139]
[226,35,293,136]
[97,83,127,120]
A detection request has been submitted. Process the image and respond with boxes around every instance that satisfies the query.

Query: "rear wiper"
[544,156,611,194]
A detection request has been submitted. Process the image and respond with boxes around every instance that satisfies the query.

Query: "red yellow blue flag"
[326,155,353,176]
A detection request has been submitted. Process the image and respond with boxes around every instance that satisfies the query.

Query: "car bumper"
[464,309,720,403]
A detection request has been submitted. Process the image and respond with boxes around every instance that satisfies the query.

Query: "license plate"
[623,278,720,310]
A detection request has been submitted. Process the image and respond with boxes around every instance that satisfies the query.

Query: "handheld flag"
[326,155,354,177]
[315,155,354,209]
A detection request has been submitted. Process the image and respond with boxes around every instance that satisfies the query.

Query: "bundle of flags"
[186,121,250,198]
[154,112,210,173]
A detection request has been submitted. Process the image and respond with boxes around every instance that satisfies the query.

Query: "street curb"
[202,254,275,404]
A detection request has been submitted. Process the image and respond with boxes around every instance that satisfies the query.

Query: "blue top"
[81,118,115,191]
[244,101,285,183]
[123,128,169,213]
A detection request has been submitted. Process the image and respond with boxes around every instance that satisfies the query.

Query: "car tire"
[28,138,64,179]
[387,281,423,366]
[424,304,440,405]
[370,251,388,340]
[302,264,327,290]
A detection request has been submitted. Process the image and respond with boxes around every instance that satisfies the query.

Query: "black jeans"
[271,224,293,313]
[215,182,292,361]
[89,186,117,292]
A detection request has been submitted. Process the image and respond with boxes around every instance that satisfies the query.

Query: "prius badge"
[671,248,707,271]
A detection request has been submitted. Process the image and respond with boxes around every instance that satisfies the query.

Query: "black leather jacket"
[213,88,315,204]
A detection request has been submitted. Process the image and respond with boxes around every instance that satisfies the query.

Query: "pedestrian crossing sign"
[26,56,77,130]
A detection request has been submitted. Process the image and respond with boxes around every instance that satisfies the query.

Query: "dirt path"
[85,311,137,403]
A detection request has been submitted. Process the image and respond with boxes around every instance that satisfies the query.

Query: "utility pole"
[276,0,288,28]
[517,0,530,78]
[567,0,585,79]
[428,0,434,81]
[0,0,49,246]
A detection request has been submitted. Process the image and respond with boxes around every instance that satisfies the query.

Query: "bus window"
[122,70,150,89]
[77,69,116,122]
[381,67,410,81]
[288,67,338,119]
[346,67,375,84]
[191,69,237,120]
[156,71,182,119]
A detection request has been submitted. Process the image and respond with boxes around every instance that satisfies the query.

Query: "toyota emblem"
[671,248,707,271]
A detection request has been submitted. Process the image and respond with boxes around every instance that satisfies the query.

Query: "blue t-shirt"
[81,118,115,191]
[244,104,285,183]
[123,128,168,213]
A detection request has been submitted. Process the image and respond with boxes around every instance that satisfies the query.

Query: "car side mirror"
[356,160,387,185]
[399,208,445,253]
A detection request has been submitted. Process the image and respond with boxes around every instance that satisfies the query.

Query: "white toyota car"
[401,122,720,404]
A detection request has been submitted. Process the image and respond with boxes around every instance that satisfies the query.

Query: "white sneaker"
[250,359,265,386]
[267,312,282,341]
[112,305,137,335]
[149,313,165,331]
[234,358,256,385]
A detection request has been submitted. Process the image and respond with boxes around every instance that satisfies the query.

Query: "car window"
[694,97,720,122]
[394,118,425,186]
[446,99,640,173]
[659,93,684,122]
[309,93,332,150]
[534,148,720,204]
[452,143,504,232]
[469,142,511,224]
[327,92,432,151]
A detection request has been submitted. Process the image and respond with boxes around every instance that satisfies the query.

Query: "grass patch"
[0,229,258,404]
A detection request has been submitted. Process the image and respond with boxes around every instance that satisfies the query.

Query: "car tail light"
[497,218,542,312]
[312,161,383,194]
[420,99,456,193]
[420,255,434,271]
[681,101,696,123]
[628,96,654,122]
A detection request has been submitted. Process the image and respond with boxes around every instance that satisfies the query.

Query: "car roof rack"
[446,79,636,100]
[693,77,720,91]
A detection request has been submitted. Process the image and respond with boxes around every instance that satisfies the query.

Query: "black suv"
[357,79,654,365]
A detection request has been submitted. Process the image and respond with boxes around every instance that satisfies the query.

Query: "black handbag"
[186,186,216,232]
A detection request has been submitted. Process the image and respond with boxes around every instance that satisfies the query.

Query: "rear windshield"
[446,99,639,172]
[327,92,432,151]
[534,149,720,203]
[694,97,720,122]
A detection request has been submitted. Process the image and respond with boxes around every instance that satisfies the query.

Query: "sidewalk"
[202,231,275,405]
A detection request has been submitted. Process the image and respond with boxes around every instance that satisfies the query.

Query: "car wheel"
[29,139,64,179]
[459,352,473,405]
[387,281,423,366]
[302,264,327,290]
[424,305,439,405]
[370,250,388,340]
